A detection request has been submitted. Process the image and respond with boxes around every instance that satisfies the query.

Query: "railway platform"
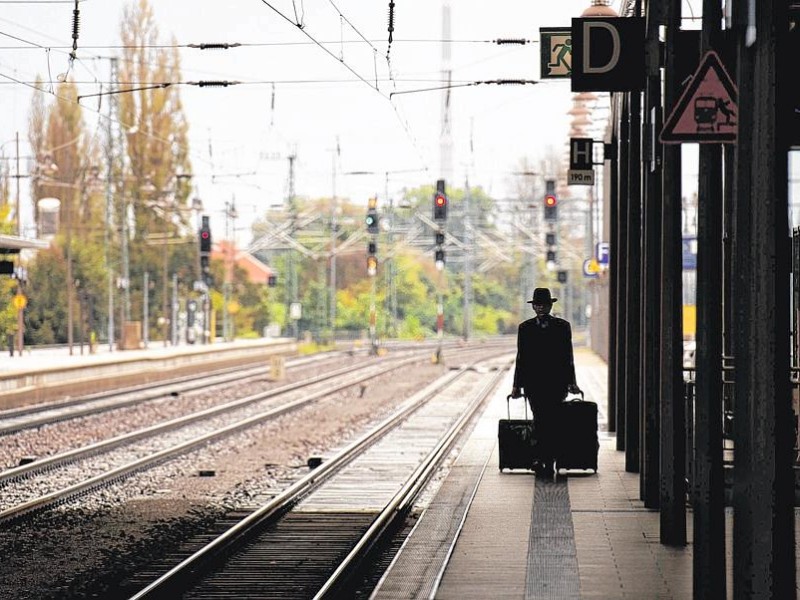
[375,349,697,599]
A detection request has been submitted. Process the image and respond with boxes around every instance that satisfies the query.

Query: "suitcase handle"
[563,390,585,402]
[506,394,530,420]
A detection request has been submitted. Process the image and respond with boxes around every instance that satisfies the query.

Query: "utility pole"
[440,3,453,183]
[105,59,117,351]
[463,176,472,341]
[287,154,299,340]
[386,172,398,336]
[15,132,20,236]
[67,182,74,354]
[224,197,237,341]
[329,138,339,338]
[14,131,23,356]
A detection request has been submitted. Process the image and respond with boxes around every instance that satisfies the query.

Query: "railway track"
[122,352,513,599]
[0,350,360,436]
[0,350,436,522]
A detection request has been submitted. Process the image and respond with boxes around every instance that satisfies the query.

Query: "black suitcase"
[557,392,599,472]
[498,395,537,471]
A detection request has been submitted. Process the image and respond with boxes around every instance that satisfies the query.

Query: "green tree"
[23,79,105,345]
[118,0,193,336]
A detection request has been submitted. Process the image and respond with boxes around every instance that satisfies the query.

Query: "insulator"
[494,38,526,45]
[198,43,238,50]
[72,8,80,43]
[387,1,395,43]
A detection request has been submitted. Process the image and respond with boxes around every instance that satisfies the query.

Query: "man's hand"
[568,384,581,395]
[510,387,523,398]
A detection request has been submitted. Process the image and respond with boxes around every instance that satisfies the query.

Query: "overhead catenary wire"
[0,77,481,86]
[0,38,514,50]
[257,0,383,96]
[254,0,427,170]
[0,68,216,170]
[390,79,540,98]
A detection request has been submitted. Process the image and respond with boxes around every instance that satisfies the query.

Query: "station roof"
[0,234,50,253]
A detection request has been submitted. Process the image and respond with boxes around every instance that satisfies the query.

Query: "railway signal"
[544,179,557,221]
[199,215,211,253]
[433,178,448,221]
[367,254,378,276]
[434,248,445,270]
[433,192,448,221]
[366,197,379,234]
[201,254,212,286]
[544,195,558,221]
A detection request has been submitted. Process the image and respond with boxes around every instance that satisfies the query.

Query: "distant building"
[212,240,275,285]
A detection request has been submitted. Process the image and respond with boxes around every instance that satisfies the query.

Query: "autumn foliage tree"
[117,0,193,338]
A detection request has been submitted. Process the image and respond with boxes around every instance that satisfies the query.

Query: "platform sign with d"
[570,17,645,92]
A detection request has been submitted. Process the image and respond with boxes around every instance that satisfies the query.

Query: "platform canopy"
[0,234,49,253]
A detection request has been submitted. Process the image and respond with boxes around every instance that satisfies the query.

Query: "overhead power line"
[76,80,241,101]
[0,38,519,51]
[390,79,540,98]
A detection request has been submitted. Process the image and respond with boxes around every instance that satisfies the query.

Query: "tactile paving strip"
[526,478,581,599]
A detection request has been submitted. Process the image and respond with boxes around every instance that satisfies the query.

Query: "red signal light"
[545,195,557,207]
[435,194,446,206]
[201,231,210,239]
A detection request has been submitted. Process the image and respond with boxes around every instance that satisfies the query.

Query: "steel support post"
[625,88,643,473]
[617,93,631,451]
[659,0,686,545]
[641,0,664,508]
[732,1,796,595]
[692,0,726,593]
[607,118,620,434]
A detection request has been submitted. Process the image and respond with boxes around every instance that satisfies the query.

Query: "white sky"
[21,1,800,245]
[0,0,612,244]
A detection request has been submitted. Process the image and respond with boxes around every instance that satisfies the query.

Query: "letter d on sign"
[583,21,620,74]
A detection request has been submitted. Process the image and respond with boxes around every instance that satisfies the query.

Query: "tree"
[118,0,193,330]
[22,78,105,345]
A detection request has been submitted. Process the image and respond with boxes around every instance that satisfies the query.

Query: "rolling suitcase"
[557,392,599,472]
[498,395,537,471]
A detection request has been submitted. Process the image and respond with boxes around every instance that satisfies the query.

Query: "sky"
[0,0,621,245]
[5,1,800,247]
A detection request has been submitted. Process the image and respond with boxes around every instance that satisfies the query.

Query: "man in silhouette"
[511,287,580,478]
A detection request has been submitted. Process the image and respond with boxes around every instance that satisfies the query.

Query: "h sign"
[570,17,645,92]
[570,138,593,170]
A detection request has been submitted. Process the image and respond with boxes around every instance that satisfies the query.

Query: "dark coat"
[513,314,577,403]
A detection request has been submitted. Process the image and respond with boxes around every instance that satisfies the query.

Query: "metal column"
[625,88,642,473]
[659,0,686,546]
[732,0,796,595]
[641,0,663,508]
[692,0,726,594]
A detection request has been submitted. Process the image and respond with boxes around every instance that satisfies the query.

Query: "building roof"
[212,241,275,285]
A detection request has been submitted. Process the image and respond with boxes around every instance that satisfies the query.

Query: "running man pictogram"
[548,38,572,72]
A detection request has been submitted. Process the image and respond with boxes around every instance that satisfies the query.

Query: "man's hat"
[527,287,557,304]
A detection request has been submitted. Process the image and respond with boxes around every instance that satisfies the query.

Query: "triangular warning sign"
[660,50,738,144]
